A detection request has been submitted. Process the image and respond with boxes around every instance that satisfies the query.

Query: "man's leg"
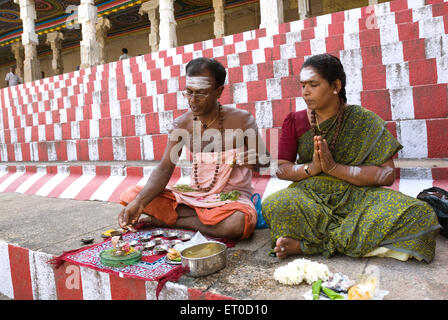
[139,204,245,240]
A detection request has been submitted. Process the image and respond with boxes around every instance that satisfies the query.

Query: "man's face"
[184,68,223,117]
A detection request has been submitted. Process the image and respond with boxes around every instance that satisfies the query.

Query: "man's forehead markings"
[186,76,213,89]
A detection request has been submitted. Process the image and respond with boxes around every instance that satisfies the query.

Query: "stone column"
[10,42,25,80]
[259,0,283,29]
[298,0,310,20]
[159,0,177,50]
[96,16,112,64]
[139,0,159,53]
[78,0,100,69]
[213,0,225,38]
[46,31,64,75]
[14,0,41,83]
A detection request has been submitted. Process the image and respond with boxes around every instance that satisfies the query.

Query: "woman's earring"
[333,90,338,94]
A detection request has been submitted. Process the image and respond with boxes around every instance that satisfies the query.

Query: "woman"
[262,54,440,262]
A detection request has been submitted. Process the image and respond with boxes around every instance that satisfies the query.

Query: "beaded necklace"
[192,104,223,192]
[311,101,345,153]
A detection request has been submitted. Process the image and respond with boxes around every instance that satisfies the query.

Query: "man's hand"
[118,199,145,232]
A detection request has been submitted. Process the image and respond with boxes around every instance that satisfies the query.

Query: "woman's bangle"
[327,163,338,173]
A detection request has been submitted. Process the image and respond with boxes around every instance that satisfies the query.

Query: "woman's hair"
[303,54,346,153]
[185,57,227,88]
[301,53,347,103]
[122,48,128,54]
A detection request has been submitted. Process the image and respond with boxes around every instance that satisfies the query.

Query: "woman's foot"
[274,237,302,259]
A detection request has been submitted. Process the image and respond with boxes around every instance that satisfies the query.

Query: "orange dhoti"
[119,149,258,239]
[119,186,257,239]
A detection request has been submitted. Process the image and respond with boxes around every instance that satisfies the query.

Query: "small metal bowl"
[140,235,152,242]
[151,230,164,237]
[165,231,178,239]
[180,241,227,277]
[152,237,162,245]
[169,239,182,247]
[144,241,155,250]
[153,245,168,254]
[179,234,192,242]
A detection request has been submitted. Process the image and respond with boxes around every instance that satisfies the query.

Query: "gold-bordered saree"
[262,105,441,262]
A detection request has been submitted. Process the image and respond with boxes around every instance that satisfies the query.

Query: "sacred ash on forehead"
[186,76,213,90]
[300,68,316,82]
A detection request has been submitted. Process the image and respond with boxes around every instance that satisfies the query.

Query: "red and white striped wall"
[0,164,447,202]
[0,240,234,300]
[0,0,446,163]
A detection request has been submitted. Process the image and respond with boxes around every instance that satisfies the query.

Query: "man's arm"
[240,111,270,172]
[118,117,187,230]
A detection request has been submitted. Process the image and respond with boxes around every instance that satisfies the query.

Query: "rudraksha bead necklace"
[192,104,223,192]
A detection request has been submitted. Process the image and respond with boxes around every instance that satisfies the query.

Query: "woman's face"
[300,66,339,112]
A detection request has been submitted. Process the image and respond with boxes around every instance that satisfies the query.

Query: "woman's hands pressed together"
[315,136,338,174]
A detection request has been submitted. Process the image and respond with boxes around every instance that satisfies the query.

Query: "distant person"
[5,67,21,87]
[41,71,45,79]
[119,48,131,60]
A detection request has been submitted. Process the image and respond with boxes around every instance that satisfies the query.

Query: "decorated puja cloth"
[48,227,235,298]
[120,149,257,239]
[262,105,441,262]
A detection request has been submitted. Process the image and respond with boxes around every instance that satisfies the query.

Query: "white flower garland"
[274,258,331,285]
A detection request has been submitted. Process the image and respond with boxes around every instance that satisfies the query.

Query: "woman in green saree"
[262,54,440,262]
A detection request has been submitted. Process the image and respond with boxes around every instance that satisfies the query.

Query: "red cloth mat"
[48,227,235,299]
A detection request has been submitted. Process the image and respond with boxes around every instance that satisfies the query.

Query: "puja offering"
[153,237,163,245]
[153,245,168,255]
[144,241,156,250]
[165,231,178,239]
[101,229,122,238]
[180,241,227,277]
[179,234,192,241]
[169,239,182,247]
[152,230,164,237]
[129,240,139,247]
[139,235,152,242]
[100,238,142,267]
[166,248,182,264]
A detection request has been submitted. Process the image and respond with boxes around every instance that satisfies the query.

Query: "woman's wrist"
[327,163,338,174]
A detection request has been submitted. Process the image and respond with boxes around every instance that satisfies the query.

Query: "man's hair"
[302,53,347,103]
[185,58,226,88]
[122,48,128,54]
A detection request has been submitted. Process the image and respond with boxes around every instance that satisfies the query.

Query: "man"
[119,48,131,60]
[118,57,269,240]
[5,67,21,87]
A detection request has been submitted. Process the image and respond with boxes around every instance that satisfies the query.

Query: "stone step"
[2,4,447,97]
[0,115,447,162]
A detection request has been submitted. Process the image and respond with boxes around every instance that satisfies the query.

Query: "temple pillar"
[298,0,310,19]
[259,0,283,28]
[213,0,225,38]
[45,31,64,75]
[96,16,112,64]
[10,42,24,80]
[78,0,100,69]
[139,0,159,53]
[159,0,177,50]
[14,0,41,83]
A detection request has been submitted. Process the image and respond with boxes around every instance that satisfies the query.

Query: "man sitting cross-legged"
[118,57,269,240]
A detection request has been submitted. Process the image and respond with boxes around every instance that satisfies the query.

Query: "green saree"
[262,105,441,262]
